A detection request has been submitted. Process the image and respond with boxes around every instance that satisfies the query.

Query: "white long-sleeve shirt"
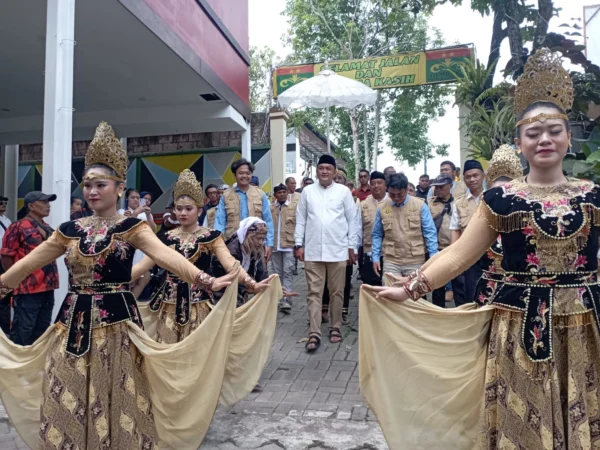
[294,181,357,262]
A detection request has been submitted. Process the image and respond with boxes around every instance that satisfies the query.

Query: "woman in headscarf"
[363,49,600,449]
[131,170,274,343]
[211,217,270,306]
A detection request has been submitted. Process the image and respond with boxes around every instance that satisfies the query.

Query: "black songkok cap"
[370,171,385,181]
[318,154,337,168]
[273,184,287,193]
[463,160,484,173]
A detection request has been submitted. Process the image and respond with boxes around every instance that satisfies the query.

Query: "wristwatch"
[293,245,303,250]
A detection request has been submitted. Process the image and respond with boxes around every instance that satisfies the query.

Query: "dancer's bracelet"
[244,275,257,291]
[402,270,432,301]
[194,271,215,291]
[0,278,10,298]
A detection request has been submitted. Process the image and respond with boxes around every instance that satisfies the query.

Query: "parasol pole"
[324,60,331,154]
[326,102,331,153]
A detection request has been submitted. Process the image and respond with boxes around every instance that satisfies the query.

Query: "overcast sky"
[249,0,597,181]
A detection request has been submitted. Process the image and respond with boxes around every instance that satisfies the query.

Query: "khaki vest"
[455,194,480,233]
[207,208,217,228]
[379,196,425,265]
[289,192,301,203]
[360,195,381,253]
[427,197,452,250]
[452,181,467,199]
[271,201,298,249]
[223,186,264,240]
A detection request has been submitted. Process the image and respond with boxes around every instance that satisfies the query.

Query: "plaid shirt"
[0,218,59,295]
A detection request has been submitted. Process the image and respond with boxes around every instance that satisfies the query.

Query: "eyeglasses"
[0,201,7,206]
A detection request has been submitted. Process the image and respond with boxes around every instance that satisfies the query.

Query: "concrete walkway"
[0,264,387,450]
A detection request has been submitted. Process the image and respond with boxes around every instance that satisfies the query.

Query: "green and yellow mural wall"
[18,148,272,215]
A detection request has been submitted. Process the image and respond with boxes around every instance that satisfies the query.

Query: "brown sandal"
[329,328,342,344]
[305,334,321,353]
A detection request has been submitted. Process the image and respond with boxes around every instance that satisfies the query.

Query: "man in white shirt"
[0,196,12,334]
[294,155,357,352]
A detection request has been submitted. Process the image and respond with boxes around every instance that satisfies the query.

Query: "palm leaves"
[451,58,515,161]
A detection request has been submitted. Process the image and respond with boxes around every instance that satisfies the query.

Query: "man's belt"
[485,271,600,362]
[62,283,137,357]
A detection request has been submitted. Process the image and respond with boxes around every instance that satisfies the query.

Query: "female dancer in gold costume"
[0,123,237,450]
[365,49,600,449]
[131,169,274,343]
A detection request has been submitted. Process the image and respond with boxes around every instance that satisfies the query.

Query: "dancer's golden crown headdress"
[514,48,574,128]
[84,122,128,181]
[486,145,523,186]
[173,169,204,206]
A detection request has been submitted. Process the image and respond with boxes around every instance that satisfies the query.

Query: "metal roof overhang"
[287,125,346,166]
[0,0,247,145]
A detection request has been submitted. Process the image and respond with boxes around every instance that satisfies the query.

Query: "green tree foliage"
[387,85,450,167]
[249,46,279,112]
[283,0,451,176]
[399,0,557,86]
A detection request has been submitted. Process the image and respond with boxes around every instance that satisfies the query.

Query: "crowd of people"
[0,46,596,450]
[0,135,517,358]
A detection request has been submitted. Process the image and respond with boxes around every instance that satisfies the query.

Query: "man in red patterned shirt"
[1,191,59,345]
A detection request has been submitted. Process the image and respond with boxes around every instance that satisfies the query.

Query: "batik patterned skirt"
[39,323,158,450]
[479,305,600,449]
[155,301,212,344]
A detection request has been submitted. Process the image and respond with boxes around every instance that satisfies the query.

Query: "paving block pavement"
[0,264,387,449]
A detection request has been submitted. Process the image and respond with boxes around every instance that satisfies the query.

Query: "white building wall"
[585,5,600,65]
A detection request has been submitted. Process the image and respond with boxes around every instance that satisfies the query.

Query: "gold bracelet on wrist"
[243,275,257,291]
[402,269,432,301]
[194,271,215,291]
[0,278,11,297]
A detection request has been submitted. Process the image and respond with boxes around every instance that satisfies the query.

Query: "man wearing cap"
[214,158,274,261]
[356,171,387,286]
[449,159,486,305]
[427,160,467,199]
[0,196,12,334]
[250,176,260,187]
[427,175,455,307]
[270,184,298,313]
[1,191,59,345]
[295,154,357,351]
[371,173,439,278]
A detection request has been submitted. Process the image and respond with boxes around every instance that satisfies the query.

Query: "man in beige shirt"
[427,174,454,308]
[449,160,485,305]
[271,184,298,313]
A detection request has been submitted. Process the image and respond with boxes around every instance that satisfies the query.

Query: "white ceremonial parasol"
[277,62,377,153]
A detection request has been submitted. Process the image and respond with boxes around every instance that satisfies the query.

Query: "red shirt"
[0,218,59,295]
[353,186,371,201]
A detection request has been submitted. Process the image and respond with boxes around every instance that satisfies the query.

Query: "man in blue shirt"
[214,158,274,261]
[371,173,438,277]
